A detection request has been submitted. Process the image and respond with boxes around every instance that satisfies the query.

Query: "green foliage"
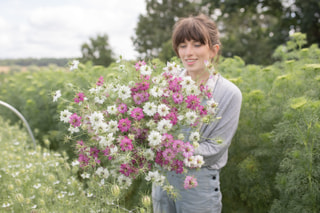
[81,34,115,67]
[0,116,151,212]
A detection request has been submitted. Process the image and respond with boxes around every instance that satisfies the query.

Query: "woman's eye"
[179,44,186,48]
[194,43,202,47]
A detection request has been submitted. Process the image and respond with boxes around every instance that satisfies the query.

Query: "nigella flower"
[53,90,61,102]
[172,92,184,104]
[184,176,198,189]
[183,142,194,158]
[140,65,153,76]
[133,93,144,105]
[96,76,104,86]
[120,136,133,151]
[135,60,146,71]
[60,109,72,123]
[74,92,85,103]
[164,112,178,125]
[118,118,131,132]
[147,131,162,147]
[162,148,175,161]
[157,104,170,117]
[185,95,200,110]
[130,107,144,121]
[69,113,82,127]
[69,60,79,71]
[119,163,133,177]
[117,103,128,113]
[118,85,131,100]
[143,102,157,116]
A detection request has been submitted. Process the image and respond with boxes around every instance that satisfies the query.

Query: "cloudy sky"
[0,0,146,60]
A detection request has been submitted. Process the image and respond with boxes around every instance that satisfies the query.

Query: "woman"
[152,14,242,213]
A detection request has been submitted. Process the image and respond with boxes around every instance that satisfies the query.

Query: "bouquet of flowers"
[55,58,219,198]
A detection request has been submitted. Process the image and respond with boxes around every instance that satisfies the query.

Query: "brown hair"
[172,14,221,60]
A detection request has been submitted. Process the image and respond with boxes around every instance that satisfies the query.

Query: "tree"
[81,34,115,67]
[132,0,201,60]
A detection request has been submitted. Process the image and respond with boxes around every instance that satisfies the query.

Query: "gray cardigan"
[195,74,242,170]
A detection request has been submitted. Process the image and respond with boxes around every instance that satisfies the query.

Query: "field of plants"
[0,33,319,212]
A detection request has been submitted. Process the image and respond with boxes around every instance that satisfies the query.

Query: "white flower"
[148,131,162,147]
[53,90,61,102]
[118,85,131,100]
[89,111,104,127]
[2,202,11,208]
[181,76,195,88]
[145,171,165,185]
[119,64,125,71]
[117,174,132,188]
[99,133,114,148]
[68,126,80,134]
[87,192,93,197]
[189,131,200,143]
[185,84,201,96]
[185,111,197,124]
[71,160,79,167]
[95,167,110,179]
[157,119,172,133]
[150,86,163,97]
[184,156,196,167]
[206,99,218,114]
[143,102,157,116]
[33,183,41,189]
[108,120,118,133]
[144,149,155,161]
[31,205,37,209]
[194,155,205,168]
[157,104,170,117]
[163,61,181,76]
[81,172,90,179]
[60,109,72,123]
[57,193,65,199]
[93,121,108,133]
[140,65,153,75]
[107,105,117,115]
[109,145,118,155]
[94,96,106,104]
[70,60,79,71]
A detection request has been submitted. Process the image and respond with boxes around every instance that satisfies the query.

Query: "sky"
[0,0,146,60]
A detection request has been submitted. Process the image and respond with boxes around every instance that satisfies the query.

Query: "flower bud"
[193,142,199,149]
[177,133,184,140]
[15,179,22,186]
[111,184,120,197]
[141,195,151,207]
[15,193,24,203]
[48,174,56,182]
[8,184,14,191]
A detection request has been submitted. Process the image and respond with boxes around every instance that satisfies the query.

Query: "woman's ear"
[210,44,220,59]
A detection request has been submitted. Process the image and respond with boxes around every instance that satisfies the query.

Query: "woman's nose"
[185,45,193,55]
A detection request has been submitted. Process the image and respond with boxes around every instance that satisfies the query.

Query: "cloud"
[0,0,145,59]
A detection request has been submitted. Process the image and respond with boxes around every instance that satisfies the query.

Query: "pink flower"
[78,153,90,168]
[74,92,85,103]
[120,136,133,151]
[185,95,200,110]
[162,133,174,147]
[184,176,198,189]
[117,103,128,113]
[119,163,133,177]
[133,93,144,105]
[164,112,178,125]
[172,92,184,104]
[96,76,104,86]
[183,142,194,158]
[168,77,182,92]
[162,148,175,161]
[69,113,82,127]
[118,118,131,132]
[135,60,146,71]
[172,160,184,174]
[130,107,144,121]
[172,140,184,153]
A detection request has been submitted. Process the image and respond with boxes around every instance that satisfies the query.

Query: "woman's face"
[178,39,217,75]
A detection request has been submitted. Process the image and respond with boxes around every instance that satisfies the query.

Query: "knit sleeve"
[194,77,242,169]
